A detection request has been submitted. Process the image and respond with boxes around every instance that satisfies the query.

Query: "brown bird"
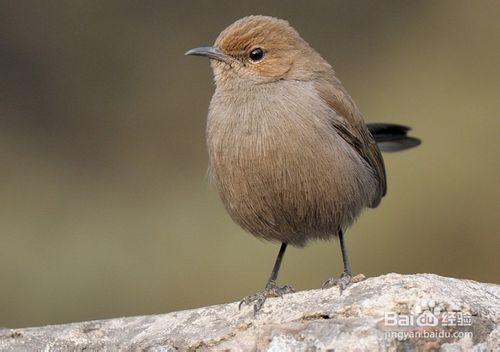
[186,15,420,313]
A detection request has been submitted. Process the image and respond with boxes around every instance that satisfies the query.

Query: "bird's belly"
[208,123,376,247]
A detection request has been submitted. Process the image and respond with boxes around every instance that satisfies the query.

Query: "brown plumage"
[208,16,383,246]
[186,15,420,312]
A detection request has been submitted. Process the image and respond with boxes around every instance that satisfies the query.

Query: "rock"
[0,273,498,351]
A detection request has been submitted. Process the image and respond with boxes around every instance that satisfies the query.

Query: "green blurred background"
[1,1,498,328]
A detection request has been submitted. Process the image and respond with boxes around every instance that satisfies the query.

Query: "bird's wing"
[315,76,387,207]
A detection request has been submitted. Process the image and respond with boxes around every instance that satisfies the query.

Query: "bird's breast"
[205,81,376,246]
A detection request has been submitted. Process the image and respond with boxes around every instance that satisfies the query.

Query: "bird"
[186,15,420,314]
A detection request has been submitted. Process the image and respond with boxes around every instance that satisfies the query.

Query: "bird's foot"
[238,281,294,315]
[322,273,366,294]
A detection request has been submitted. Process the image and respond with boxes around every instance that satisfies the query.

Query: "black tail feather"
[367,123,421,152]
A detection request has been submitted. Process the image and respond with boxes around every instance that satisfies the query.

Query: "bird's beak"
[185,46,231,63]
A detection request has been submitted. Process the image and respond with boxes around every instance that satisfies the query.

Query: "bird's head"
[186,16,330,86]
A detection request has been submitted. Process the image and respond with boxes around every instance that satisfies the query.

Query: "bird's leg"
[322,229,365,293]
[239,243,294,314]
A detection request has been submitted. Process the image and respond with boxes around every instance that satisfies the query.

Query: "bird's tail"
[367,123,421,152]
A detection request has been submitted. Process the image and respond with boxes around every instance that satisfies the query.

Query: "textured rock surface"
[0,273,498,351]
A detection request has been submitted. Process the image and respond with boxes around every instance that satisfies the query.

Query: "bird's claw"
[238,281,294,314]
[322,273,366,294]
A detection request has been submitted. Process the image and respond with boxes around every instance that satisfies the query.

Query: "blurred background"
[1,0,498,328]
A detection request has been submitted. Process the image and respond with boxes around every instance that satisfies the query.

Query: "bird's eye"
[249,48,264,61]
